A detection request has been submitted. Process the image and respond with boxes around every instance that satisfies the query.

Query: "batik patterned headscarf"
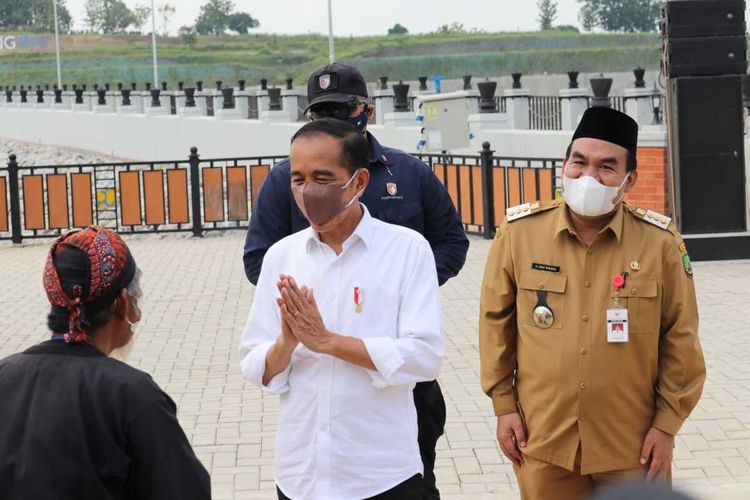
[43,226,136,343]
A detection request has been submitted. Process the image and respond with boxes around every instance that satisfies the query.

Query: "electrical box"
[416,92,470,152]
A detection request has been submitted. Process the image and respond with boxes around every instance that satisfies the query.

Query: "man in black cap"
[478,107,705,499]
[243,63,469,498]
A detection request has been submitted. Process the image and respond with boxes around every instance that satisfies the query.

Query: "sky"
[63,0,585,36]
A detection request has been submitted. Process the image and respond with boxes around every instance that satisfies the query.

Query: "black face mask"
[345,109,368,133]
[310,100,368,132]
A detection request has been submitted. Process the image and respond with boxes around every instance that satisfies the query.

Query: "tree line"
[537,0,661,33]
[0,0,259,36]
[0,0,667,37]
[0,0,73,32]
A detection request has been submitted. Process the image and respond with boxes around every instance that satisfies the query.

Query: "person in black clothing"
[0,226,210,500]
[243,63,469,499]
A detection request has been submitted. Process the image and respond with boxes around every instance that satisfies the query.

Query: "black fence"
[0,144,562,244]
[0,148,286,244]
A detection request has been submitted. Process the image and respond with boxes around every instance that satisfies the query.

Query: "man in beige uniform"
[479,107,706,499]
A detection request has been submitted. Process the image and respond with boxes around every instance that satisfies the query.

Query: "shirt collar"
[304,204,375,254]
[367,133,391,166]
[24,339,106,358]
[554,202,624,243]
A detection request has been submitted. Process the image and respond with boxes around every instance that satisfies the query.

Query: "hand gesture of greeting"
[277,275,332,353]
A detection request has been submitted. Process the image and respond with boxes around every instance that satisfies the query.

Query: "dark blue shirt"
[243,133,469,286]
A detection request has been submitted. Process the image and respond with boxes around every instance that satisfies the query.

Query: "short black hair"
[291,118,369,176]
[565,142,637,172]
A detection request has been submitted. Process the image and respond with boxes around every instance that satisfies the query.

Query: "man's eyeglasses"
[309,99,367,120]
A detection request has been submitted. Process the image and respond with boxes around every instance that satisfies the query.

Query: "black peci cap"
[572,107,639,155]
[305,63,368,112]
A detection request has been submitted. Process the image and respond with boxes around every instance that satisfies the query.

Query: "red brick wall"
[625,147,669,215]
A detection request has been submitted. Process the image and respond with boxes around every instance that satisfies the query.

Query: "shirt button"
[537,283,545,290]
[579,414,586,421]
[586,249,593,255]
[584,280,591,287]
[631,288,638,295]
[582,315,590,322]
[579,382,587,390]
[580,348,588,355]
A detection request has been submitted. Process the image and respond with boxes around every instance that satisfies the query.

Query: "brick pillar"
[626,147,669,215]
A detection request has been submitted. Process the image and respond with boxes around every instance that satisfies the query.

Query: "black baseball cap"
[305,63,368,112]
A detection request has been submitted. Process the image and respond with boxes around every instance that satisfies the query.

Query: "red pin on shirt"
[612,274,626,292]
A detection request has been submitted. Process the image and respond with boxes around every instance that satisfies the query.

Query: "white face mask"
[110,331,137,361]
[562,173,630,218]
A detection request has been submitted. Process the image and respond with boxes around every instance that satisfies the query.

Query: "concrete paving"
[1,232,749,499]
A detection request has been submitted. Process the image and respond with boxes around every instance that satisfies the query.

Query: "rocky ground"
[0,138,131,166]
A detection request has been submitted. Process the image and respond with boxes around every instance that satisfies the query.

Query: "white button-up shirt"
[240,206,444,499]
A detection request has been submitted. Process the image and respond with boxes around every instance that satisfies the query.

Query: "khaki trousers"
[513,447,671,500]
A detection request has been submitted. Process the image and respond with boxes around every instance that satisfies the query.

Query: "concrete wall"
[0,107,666,162]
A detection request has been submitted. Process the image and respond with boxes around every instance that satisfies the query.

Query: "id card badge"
[606,307,629,343]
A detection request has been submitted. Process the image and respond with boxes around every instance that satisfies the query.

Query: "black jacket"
[0,340,211,500]
[243,133,469,286]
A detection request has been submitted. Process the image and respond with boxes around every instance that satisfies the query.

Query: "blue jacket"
[243,133,469,286]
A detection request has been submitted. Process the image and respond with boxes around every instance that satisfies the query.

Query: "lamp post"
[652,92,661,125]
[52,0,62,88]
[327,0,335,63]
[150,0,159,87]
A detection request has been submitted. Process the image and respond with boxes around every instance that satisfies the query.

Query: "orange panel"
[522,169,537,202]
[227,166,248,221]
[119,171,142,226]
[0,177,7,232]
[71,174,93,227]
[167,169,189,224]
[47,174,69,229]
[539,169,554,201]
[143,171,165,225]
[250,165,270,206]
[471,166,484,227]
[507,168,521,207]
[22,175,45,230]
[445,165,459,211]
[433,164,446,186]
[493,167,506,223]
[202,168,224,222]
[458,165,472,224]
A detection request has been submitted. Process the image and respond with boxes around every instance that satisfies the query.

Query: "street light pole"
[327,0,335,64]
[151,0,159,86]
[52,0,62,88]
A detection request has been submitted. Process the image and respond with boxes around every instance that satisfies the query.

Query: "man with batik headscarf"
[0,226,210,500]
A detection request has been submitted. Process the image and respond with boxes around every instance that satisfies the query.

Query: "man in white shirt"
[239,118,445,500]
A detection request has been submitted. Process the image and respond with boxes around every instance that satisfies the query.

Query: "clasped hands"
[275,275,332,353]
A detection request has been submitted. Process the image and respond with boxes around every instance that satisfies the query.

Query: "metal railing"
[0,144,562,243]
[0,148,286,244]
[529,96,562,131]
[415,143,561,238]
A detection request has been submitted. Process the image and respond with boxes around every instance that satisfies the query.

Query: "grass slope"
[0,31,660,88]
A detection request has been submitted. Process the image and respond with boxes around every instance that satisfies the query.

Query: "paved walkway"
[1,233,749,499]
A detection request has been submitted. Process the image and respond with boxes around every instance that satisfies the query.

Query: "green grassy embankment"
[0,31,660,87]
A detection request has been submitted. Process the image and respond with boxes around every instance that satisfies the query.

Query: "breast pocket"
[378,201,423,232]
[618,278,659,334]
[518,270,567,330]
[345,283,400,339]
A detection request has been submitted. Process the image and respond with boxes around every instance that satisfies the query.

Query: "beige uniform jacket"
[479,199,706,474]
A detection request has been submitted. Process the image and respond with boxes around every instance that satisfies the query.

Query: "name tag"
[606,307,629,343]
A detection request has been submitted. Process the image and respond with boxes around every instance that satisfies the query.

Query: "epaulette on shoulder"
[506,199,561,222]
[626,205,672,230]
